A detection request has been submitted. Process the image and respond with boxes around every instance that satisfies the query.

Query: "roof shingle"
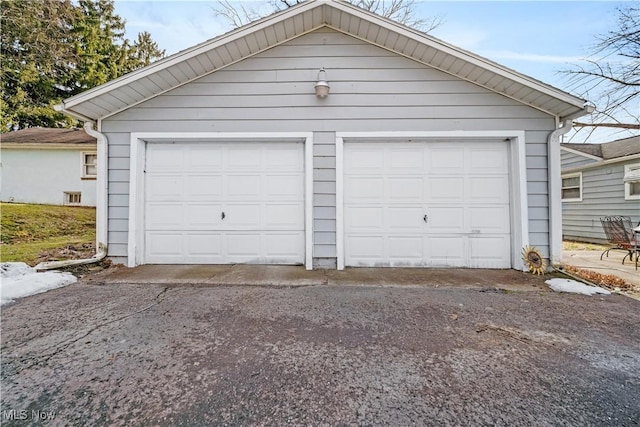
[561,136,640,160]
[1,127,96,145]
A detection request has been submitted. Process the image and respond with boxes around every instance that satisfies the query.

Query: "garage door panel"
[265,232,305,258]
[469,147,508,171]
[265,146,303,171]
[186,175,223,199]
[188,147,223,170]
[469,206,510,232]
[469,236,511,267]
[426,177,464,202]
[467,177,509,202]
[426,236,466,266]
[389,236,423,260]
[389,207,424,230]
[226,233,261,257]
[227,175,261,199]
[266,175,303,199]
[428,146,465,172]
[227,147,261,169]
[389,148,424,172]
[427,207,465,233]
[186,233,222,257]
[146,204,183,229]
[347,236,384,260]
[345,207,384,229]
[388,178,423,201]
[146,176,183,200]
[146,232,183,257]
[346,148,385,171]
[224,204,261,228]
[147,145,184,171]
[265,204,304,228]
[185,204,222,228]
[346,177,384,200]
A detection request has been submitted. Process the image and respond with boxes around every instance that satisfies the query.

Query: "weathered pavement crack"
[3,287,171,376]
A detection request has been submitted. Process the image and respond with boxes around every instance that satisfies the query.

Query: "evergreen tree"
[124,31,166,73]
[0,0,166,130]
[1,0,79,128]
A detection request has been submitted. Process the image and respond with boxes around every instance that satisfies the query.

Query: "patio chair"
[600,216,639,269]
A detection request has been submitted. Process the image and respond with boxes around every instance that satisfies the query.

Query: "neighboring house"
[55,0,591,270]
[561,136,640,243]
[0,127,97,206]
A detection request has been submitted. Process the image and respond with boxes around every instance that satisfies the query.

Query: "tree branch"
[573,122,640,130]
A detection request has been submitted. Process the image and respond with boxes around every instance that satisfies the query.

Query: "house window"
[624,163,640,200]
[64,192,81,205]
[83,152,97,178]
[561,173,582,202]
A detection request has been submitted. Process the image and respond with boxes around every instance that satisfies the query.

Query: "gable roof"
[1,127,96,146]
[56,0,590,123]
[561,136,640,161]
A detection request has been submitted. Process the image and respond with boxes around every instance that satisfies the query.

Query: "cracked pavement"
[1,270,639,426]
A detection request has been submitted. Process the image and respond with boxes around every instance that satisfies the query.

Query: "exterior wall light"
[314,68,330,98]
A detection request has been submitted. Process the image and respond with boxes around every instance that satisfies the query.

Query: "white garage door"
[144,141,305,264]
[344,141,511,268]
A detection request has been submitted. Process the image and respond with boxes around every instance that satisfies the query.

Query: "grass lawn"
[1,203,96,266]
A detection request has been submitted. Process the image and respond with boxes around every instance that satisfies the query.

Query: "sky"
[112,0,637,143]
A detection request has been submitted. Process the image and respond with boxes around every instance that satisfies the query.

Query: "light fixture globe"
[314,68,330,98]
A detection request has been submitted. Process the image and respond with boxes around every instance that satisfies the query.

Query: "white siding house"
[561,136,640,243]
[0,128,97,206]
[56,0,591,269]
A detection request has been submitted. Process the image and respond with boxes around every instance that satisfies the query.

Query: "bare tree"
[563,6,639,140]
[214,0,442,32]
[213,0,271,28]
[349,0,441,31]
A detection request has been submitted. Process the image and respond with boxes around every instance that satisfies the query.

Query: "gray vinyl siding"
[562,159,640,243]
[313,131,337,268]
[102,28,556,264]
[525,131,552,255]
[561,150,599,169]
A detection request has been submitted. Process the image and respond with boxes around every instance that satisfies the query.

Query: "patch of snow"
[1,262,35,278]
[1,262,77,306]
[545,278,611,296]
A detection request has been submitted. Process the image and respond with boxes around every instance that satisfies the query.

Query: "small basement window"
[83,152,97,178]
[561,173,582,202]
[64,192,81,205]
[624,163,640,200]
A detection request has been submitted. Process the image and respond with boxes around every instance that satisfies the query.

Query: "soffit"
[58,0,588,122]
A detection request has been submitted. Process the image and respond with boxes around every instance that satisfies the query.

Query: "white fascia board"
[61,0,323,112]
[131,132,313,142]
[304,135,314,270]
[336,131,524,139]
[562,153,640,174]
[335,136,345,271]
[560,146,602,161]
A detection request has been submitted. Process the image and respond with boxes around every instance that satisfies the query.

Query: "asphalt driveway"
[1,267,639,426]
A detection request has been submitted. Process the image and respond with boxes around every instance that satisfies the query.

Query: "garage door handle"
[423,214,428,223]
[221,212,226,220]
